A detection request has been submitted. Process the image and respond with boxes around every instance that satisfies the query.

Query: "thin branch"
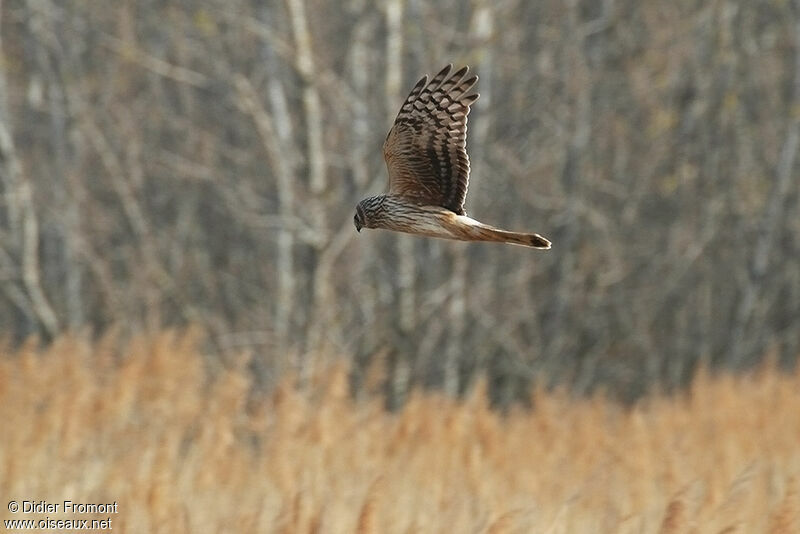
[100,33,209,88]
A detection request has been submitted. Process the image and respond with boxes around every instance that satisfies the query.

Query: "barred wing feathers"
[382,65,479,215]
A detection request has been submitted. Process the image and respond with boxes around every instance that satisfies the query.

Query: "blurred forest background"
[1,0,799,403]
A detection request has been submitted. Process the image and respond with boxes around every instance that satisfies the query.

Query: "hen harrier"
[354,64,551,249]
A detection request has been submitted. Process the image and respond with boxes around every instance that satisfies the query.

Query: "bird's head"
[354,196,383,233]
[353,203,365,233]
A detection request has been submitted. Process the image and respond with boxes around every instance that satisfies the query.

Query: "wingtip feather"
[435,64,453,78]
[451,65,469,79]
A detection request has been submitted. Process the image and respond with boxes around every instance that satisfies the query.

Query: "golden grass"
[1,331,799,533]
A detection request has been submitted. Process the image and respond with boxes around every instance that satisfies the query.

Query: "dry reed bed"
[0,331,798,533]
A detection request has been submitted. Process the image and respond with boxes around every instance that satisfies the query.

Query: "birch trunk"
[385,0,415,336]
[385,0,415,402]
[285,0,329,354]
[0,2,59,338]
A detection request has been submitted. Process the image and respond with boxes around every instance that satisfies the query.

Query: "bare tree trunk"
[0,0,20,239]
[234,63,296,347]
[442,3,496,397]
[286,0,325,199]
[443,256,466,396]
[385,0,414,339]
[545,1,591,370]
[267,75,297,348]
[0,2,59,339]
[286,0,330,356]
[0,129,59,339]
[349,13,379,356]
[384,0,415,402]
[32,9,84,328]
[729,20,800,366]
[384,1,412,329]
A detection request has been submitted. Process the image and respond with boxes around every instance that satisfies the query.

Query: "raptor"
[354,64,551,249]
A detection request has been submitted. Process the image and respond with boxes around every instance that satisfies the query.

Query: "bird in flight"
[354,64,551,249]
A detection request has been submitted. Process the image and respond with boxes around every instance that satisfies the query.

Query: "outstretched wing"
[383,65,479,215]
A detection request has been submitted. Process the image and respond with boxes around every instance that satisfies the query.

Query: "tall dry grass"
[1,331,798,533]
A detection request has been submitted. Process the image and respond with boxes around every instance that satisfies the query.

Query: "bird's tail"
[463,219,552,249]
[487,227,552,249]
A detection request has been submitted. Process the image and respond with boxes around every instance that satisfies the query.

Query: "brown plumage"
[354,64,551,249]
